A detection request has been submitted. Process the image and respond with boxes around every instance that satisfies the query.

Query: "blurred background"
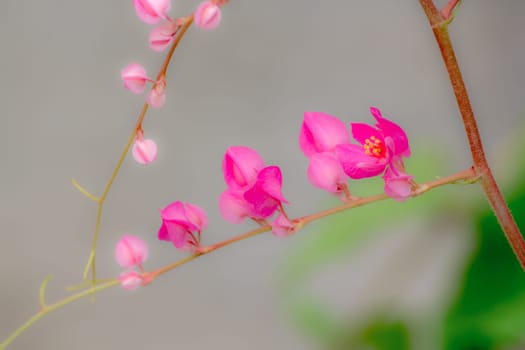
[3,0,525,349]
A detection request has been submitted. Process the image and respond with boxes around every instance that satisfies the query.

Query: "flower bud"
[194,1,222,30]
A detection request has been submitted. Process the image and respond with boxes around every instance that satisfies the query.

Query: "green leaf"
[443,168,525,349]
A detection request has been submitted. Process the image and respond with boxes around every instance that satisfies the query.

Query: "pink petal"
[133,0,171,25]
[307,152,347,194]
[383,166,413,202]
[271,212,295,237]
[299,111,350,157]
[350,122,383,146]
[194,1,222,30]
[132,138,158,165]
[243,183,280,218]
[222,146,265,189]
[119,271,143,290]
[256,166,288,203]
[370,107,411,157]
[115,234,149,268]
[149,21,179,52]
[181,202,208,231]
[335,144,387,179]
[158,222,169,240]
[121,63,148,94]
[218,189,252,224]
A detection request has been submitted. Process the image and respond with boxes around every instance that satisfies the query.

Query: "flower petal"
[299,111,350,157]
[222,146,265,189]
[370,107,410,157]
[335,144,387,179]
[307,152,347,193]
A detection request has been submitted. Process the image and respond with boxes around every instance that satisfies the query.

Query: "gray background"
[2,1,525,349]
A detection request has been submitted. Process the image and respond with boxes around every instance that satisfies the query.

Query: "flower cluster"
[219,146,295,236]
[300,107,413,201]
[114,235,149,290]
[121,0,226,165]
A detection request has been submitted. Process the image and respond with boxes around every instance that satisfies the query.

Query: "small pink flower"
[158,201,208,251]
[194,1,222,30]
[336,107,410,179]
[119,271,144,290]
[149,21,179,52]
[133,0,171,24]
[115,234,149,269]
[243,166,288,219]
[121,63,149,94]
[147,78,166,108]
[271,212,295,237]
[306,152,347,195]
[299,111,350,157]
[132,138,158,165]
[223,146,265,190]
[383,166,413,202]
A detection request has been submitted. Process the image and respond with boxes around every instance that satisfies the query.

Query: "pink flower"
[194,1,222,30]
[147,78,166,108]
[271,212,295,237]
[132,138,158,165]
[219,146,288,223]
[243,166,288,218]
[133,0,171,25]
[222,146,265,190]
[115,234,149,269]
[119,271,144,290]
[149,19,185,51]
[158,201,208,251]
[306,152,347,195]
[121,63,149,94]
[383,166,413,202]
[299,111,350,157]
[336,107,410,179]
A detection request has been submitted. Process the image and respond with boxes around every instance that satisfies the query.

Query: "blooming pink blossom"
[194,1,222,30]
[336,107,410,179]
[158,201,208,251]
[147,78,166,108]
[271,212,295,237]
[299,111,350,157]
[306,152,347,195]
[121,63,149,94]
[115,234,149,269]
[382,166,414,202]
[132,138,158,165]
[223,146,265,190]
[149,21,179,52]
[119,271,144,290]
[133,0,171,24]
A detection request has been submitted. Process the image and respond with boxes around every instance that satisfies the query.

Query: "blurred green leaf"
[356,316,411,350]
[443,162,525,349]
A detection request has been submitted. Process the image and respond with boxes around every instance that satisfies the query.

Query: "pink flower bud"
[132,138,158,165]
[121,63,149,94]
[383,165,413,202]
[223,146,265,190]
[194,1,222,30]
[133,0,171,25]
[271,212,295,237]
[115,234,149,269]
[119,271,144,290]
[299,111,350,157]
[306,152,347,194]
[147,79,166,108]
[158,201,208,251]
[243,166,288,219]
[149,21,179,52]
